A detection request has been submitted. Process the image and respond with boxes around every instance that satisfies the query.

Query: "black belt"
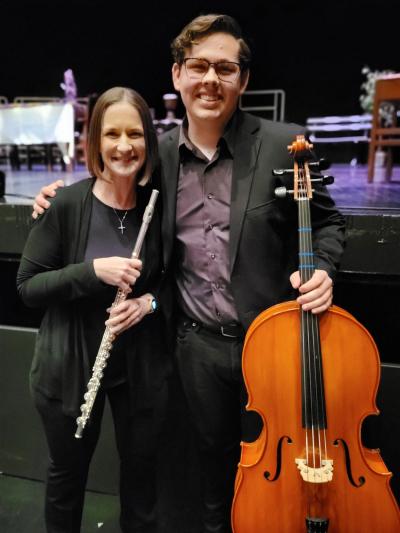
[180,315,245,339]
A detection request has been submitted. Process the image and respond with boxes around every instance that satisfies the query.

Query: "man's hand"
[290,269,333,314]
[105,294,152,335]
[93,257,142,292]
[32,180,64,219]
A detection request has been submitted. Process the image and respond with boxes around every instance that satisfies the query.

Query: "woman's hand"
[93,257,142,292]
[105,294,152,335]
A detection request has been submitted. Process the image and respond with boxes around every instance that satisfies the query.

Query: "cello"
[231,136,400,532]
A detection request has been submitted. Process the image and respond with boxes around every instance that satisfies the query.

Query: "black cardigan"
[17,178,170,416]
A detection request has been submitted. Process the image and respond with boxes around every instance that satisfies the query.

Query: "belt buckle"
[220,325,237,338]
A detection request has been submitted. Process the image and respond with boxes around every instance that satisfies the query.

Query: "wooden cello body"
[231,137,400,532]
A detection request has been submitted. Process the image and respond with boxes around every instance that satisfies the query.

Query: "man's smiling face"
[172,32,249,130]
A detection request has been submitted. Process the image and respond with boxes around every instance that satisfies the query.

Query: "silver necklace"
[113,208,128,234]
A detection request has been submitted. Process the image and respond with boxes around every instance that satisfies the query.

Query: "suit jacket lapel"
[160,127,180,267]
[229,112,261,274]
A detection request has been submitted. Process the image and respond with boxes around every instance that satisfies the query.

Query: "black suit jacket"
[158,111,345,330]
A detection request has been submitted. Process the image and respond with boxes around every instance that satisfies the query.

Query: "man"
[33,14,345,533]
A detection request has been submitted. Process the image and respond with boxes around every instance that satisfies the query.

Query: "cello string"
[296,161,309,478]
[301,158,325,475]
[304,173,317,476]
[295,141,330,519]
[297,163,309,479]
[298,162,315,479]
[304,162,321,470]
[297,166,315,481]
[307,160,328,468]
[299,149,319,511]
[304,159,328,472]
[307,163,324,471]
[313,314,328,469]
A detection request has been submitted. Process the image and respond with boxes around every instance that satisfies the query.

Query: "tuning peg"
[275,186,294,198]
[322,175,334,185]
[310,175,335,186]
[272,168,294,176]
[308,158,331,171]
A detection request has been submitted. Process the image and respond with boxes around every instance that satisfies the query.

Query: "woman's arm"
[17,200,142,307]
[17,204,103,307]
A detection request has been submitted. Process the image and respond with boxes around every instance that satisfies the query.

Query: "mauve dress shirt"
[175,118,240,327]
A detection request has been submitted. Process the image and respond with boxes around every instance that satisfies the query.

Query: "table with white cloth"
[0,102,75,167]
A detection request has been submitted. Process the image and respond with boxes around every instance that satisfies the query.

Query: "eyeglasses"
[183,58,241,83]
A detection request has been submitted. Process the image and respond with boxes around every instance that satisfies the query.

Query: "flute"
[75,189,159,439]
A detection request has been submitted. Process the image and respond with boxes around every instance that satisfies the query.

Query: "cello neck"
[290,136,327,430]
[295,158,314,284]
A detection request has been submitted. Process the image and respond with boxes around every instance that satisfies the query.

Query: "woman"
[17,87,169,533]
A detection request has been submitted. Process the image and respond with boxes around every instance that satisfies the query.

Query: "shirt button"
[207,193,213,199]
[211,253,216,259]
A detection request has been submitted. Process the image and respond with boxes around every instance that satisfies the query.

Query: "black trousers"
[34,382,165,533]
[175,319,261,533]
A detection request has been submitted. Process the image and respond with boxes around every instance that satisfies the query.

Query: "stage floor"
[329,163,400,212]
[0,164,88,205]
[1,162,400,213]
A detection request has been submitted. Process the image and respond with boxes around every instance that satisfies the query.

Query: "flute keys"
[88,377,100,389]
[84,391,94,402]
[80,404,90,415]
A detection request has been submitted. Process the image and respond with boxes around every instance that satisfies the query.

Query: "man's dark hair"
[171,14,251,72]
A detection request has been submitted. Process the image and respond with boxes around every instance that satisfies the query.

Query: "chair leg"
[10,145,20,170]
[367,142,376,182]
[385,148,393,181]
[45,144,53,172]
[27,146,32,170]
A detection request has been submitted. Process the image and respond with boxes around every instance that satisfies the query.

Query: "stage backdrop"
[1,0,399,125]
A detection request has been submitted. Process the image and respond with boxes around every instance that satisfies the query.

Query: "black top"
[83,194,141,389]
[17,178,170,416]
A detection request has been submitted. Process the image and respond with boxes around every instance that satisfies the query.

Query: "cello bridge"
[295,458,333,483]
